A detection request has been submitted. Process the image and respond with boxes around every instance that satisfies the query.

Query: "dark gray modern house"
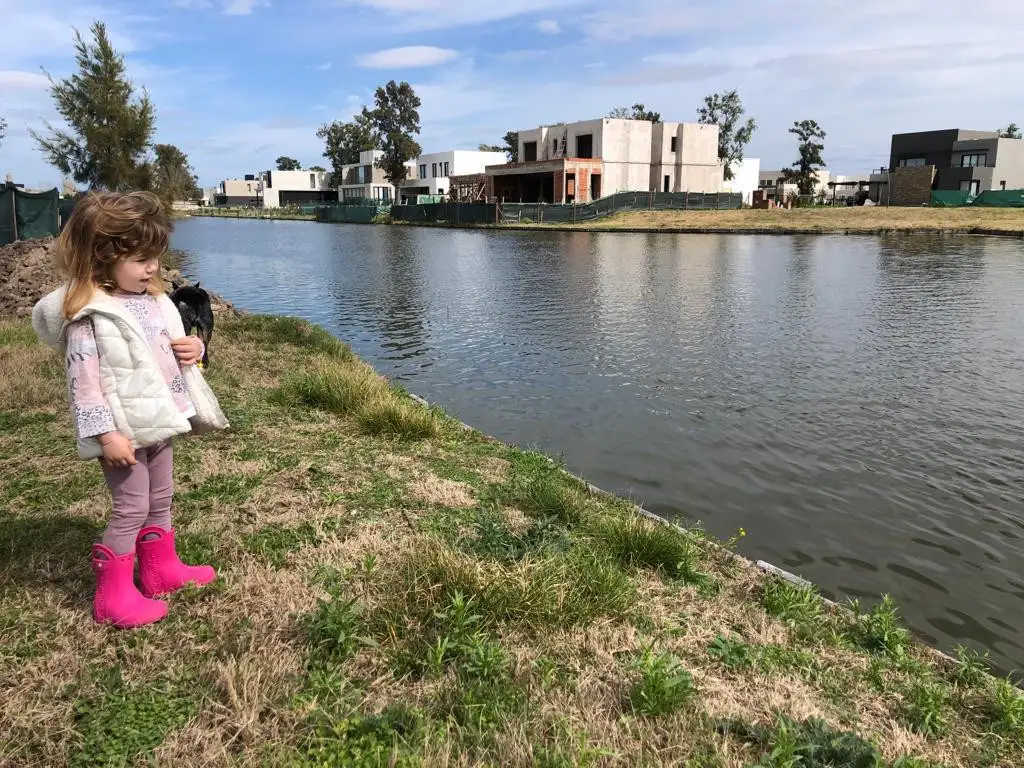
[889,129,1024,194]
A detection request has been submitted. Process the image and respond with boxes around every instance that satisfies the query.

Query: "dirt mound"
[0,238,236,321]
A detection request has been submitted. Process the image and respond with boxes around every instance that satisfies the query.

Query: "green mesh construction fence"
[973,189,1024,207]
[0,184,60,245]
[499,191,742,223]
[385,192,742,226]
[930,189,1024,207]
[315,204,380,224]
[390,202,497,224]
[930,190,974,207]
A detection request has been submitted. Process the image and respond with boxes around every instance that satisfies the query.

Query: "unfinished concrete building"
[484,118,722,203]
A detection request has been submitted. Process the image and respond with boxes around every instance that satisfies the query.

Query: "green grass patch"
[68,668,198,768]
[708,634,754,670]
[357,396,439,440]
[844,595,912,659]
[625,645,697,717]
[498,451,588,526]
[0,322,40,347]
[761,579,826,640]
[221,315,354,360]
[380,542,637,634]
[276,358,385,415]
[726,715,882,768]
[175,470,266,508]
[242,520,344,567]
[589,512,701,579]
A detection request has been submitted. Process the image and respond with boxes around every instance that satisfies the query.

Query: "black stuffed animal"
[169,283,214,368]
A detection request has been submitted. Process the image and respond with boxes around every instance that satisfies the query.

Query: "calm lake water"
[172,217,1024,672]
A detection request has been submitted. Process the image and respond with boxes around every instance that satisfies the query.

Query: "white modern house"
[485,117,722,203]
[400,150,508,202]
[723,158,760,205]
[337,150,415,202]
[260,169,337,207]
[757,169,832,203]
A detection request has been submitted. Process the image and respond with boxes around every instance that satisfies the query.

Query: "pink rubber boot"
[136,526,216,598]
[92,544,168,628]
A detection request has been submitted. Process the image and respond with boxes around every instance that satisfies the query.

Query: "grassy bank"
[188,207,316,222]
[509,206,1024,235]
[2,315,1023,767]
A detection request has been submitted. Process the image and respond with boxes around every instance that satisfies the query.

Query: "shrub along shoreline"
[1,313,1022,767]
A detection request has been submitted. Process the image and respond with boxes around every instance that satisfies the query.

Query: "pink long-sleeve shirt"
[65,292,202,439]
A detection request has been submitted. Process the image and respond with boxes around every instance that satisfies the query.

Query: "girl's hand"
[171,336,203,366]
[99,433,137,468]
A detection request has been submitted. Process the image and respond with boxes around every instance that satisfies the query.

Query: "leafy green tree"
[697,89,756,181]
[607,104,660,122]
[1000,122,1021,139]
[31,21,154,191]
[478,143,503,152]
[275,156,301,171]
[368,80,421,192]
[317,110,377,185]
[781,119,827,196]
[502,130,519,162]
[309,165,326,172]
[153,143,200,203]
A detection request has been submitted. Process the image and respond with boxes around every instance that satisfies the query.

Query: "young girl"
[32,191,229,629]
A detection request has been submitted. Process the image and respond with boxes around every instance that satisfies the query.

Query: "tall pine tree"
[32,21,155,191]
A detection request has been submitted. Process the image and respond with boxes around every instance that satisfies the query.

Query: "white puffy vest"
[32,285,229,459]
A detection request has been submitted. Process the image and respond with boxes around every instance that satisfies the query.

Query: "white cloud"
[536,19,560,34]
[223,0,269,16]
[336,0,585,30]
[0,70,51,90]
[313,62,332,71]
[357,46,458,69]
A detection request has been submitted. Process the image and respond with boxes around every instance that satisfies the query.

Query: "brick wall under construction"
[889,166,936,206]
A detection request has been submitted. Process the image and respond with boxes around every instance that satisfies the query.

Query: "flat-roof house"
[337,150,407,202]
[485,118,722,203]
[400,150,508,203]
[888,129,1024,199]
[261,169,337,207]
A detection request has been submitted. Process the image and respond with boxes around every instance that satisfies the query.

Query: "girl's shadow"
[0,514,101,602]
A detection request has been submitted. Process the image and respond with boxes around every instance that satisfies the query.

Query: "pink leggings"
[100,441,174,554]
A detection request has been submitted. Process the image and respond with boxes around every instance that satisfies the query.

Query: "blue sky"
[3,0,1023,188]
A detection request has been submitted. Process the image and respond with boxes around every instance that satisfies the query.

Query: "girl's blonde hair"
[56,191,171,319]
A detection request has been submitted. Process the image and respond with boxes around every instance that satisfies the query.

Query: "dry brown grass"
[532,206,1024,234]
[1,313,1019,767]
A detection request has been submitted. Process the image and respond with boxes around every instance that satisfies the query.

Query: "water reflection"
[171,218,1024,674]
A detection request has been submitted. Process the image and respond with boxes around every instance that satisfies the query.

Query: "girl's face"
[111,254,160,294]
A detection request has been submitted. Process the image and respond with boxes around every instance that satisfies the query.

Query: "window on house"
[420,164,427,179]
[576,134,594,159]
[670,136,678,152]
[382,187,391,201]
[1001,180,1007,190]
[432,163,438,177]
[591,173,602,199]
[553,140,558,156]
[663,175,670,193]
[523,142,537,162]
[959,180,981,194]
[443,161,449,176]
[438,188,445,195]
[898,157,927,167]
[960,153,988,167]
[310,173,317,189]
